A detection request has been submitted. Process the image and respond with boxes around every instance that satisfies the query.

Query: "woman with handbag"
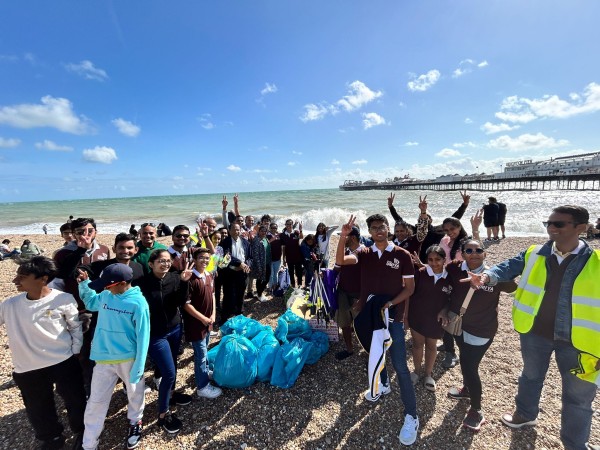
[439,239,517,431]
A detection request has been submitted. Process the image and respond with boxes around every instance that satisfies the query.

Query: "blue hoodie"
[79,280,150,384]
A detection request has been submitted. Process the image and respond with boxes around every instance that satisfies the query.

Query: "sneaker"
[410,371,419,386]
[436,343,445,352]
[158,412,182,434]
[448,386,470,400]
[442,352,459,368]
[126,421,142,449]
[153,376,162,391]
[41,435,65,450]
[363,390,381,402]
[399,414,419,445]
[209,330,219,337]
[259,295,269,303]
[381,383,391,396]
[196,383,223,399]
[169,391,192,406]
[208,369,214,381]
[463,408,485,431]
[500,411,538,429]
[364,383,390,402]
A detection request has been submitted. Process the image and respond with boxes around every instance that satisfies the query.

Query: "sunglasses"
[141,222,156,228]
[74,227,95,235]
[542,221,574,229]
[463,248,485,255]
[174,234,190,238]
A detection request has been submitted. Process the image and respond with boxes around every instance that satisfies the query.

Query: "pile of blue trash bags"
[206,310,329,389]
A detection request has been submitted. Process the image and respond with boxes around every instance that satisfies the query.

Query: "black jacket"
[138,272,188,337]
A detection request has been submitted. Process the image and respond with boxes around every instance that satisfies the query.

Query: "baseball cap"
[89,263,133,291]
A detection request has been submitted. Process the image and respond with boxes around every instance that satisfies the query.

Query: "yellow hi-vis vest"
[514,245,600,385]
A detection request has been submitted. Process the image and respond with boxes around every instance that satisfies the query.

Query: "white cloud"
[404,141,419,146]
[300,103,330,122]
[111,118,140,137]
[436,148,461,158]
[331,159,340,165]
[407,70,440,92]
[250,169,275,173]
[260,83,278,96]
[292,150,303,155]
[0,96,92,134]
[352,159,368,165]
[0,137,21,148]
[494,83,600,124]
[287,161,297,166]
[362,112,386,129]
[35,140,73,151]
[198,113,214,130]
[487,133,569,152]
[452,59,488,78]
[452,141,476,148]
[464,117,473,124]
[226,164,241,172]
[65,60,108,81]
[481,121,520,135]
[82,146,117,164]
[337,81,383,112]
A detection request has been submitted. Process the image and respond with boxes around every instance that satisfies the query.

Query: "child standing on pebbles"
[77,263,150,450]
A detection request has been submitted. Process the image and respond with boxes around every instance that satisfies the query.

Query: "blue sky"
[1,1,600,202]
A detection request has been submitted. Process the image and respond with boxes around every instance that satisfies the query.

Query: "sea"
[1,188,599,236]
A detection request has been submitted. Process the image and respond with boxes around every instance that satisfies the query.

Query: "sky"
[1,0,600,202]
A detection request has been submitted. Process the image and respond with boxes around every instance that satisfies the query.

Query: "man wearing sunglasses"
[132,223,167,274]
[468,205,599,450]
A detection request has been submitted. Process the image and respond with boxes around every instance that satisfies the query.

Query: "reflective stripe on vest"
[513,245,600,358]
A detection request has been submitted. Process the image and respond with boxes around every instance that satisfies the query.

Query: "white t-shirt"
[0,289,83,373]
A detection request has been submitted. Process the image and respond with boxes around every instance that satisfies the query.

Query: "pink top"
[440,235,464,264]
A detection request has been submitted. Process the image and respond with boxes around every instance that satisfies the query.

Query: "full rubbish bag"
[306,331,329,365]
[270,337,314,388]
[220,314,270,340]
[251,329,281,382]
[274,309,313,344]
[213,334,258,389]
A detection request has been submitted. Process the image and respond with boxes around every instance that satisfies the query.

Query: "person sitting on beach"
[67,215,74,223]
[20,239,43,259]
[315,222,339,269]
[1,256,86,450]
[467,205,599,450]
[408,245,452,392]
[441,238,517,432]
[132,223,167,274]
[129,224,138,239]
[0,239,20,260]
[77,264,150,450]
[333,225,363,360]
[482,197,500,241]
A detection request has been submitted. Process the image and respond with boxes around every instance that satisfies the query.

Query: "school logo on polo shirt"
[386,258,400,270]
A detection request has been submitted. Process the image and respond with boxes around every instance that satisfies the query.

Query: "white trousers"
[83,360,145,450]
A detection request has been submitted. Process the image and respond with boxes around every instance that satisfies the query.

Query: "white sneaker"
[259,295,269,303]
[196,383,222,399]
[381,383,391,395]
[399,414,419,446]
[209,330,219,337]
[208,369,214,381]
[410,372,419,386]
[153,376,162,391]
[364,390,381,402]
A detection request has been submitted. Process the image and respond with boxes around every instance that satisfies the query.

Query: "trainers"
[363,390,381,402]
[442,352,459,368]
[259,295,269,303]
[196,383,223,399]
[436,343,445,352]
[169,391,192,406]
[399,414,419,445]
[208,369,214,381]
[448,386,470,400]
[500,411,538,429]
[463,408,485,431]
[158,412,182,434]
[410,371,419,386]
[381,383,391,396]
[126,421,142,449]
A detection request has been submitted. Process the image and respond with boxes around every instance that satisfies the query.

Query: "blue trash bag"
[274,309,313,344]
[220,314,271,340]
[213,334,258,389]
[207,343,220,370]
[270,337,314,388]
[251,329,281,382]
[306,331,329,365]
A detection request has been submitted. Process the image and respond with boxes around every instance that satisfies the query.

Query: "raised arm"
[335,216,360,266]
[416,195,429,242]
[451,190,471,220]
[221,195,230,229]
[387,192,402,222]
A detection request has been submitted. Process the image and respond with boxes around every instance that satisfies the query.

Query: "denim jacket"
[484,239,593,342]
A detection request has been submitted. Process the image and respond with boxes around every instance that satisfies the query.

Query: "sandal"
[424,376,436,392]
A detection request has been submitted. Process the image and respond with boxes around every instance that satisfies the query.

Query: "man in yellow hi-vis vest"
[468,205,598,450]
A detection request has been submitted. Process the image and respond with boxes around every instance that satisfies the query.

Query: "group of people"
[0,192,598,450]
[0,238,43,260]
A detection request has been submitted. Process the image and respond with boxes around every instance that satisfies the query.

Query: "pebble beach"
[0,233,598,450]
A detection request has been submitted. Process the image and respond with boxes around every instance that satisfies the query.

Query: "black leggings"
[455,333,494,411]
[288,261,304,287]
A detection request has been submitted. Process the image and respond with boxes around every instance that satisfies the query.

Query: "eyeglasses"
[155,259,172,265]
[141,222,156,228]
[463,248,485,255]
[196,256,211,261]
[369,225,388,232]
[74,227,95,235]
[542,221,574,229]
[174,234,190,239]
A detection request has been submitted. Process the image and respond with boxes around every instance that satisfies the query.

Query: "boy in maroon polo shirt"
[183,248,222,399]
[336,213,419,446]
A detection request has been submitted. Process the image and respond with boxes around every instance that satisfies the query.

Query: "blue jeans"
[381,321,417,417]
[516,333,597,450]
[191,335,210,390]
[269,260,281,288]
[148,324,182,414]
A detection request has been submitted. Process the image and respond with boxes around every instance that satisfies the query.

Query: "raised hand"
[410,251,424,268]
[76,231,94,249]
[222,195,228,210]
[418,195,428,213]
[460,190,471,205]
[340,215,356,236]
[180,261,194,281]
[76,268,89,283]
[470,208,483,230]
[233,193,239,205]
[459,271,488,289]
[388,192,395,207]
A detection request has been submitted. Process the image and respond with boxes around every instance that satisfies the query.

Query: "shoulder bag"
[442,287,475,336]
